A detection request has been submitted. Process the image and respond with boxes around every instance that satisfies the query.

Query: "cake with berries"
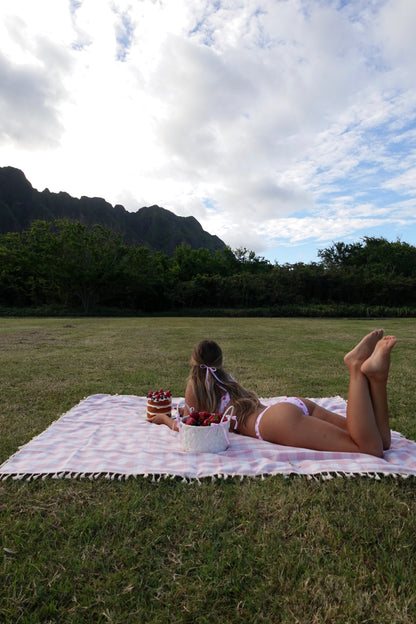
[146,389,172,419]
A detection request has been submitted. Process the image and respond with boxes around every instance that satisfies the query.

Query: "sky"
[1,0,416,264]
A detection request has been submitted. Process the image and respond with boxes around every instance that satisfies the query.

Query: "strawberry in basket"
[179,405,234,453]
[184,411,226,426]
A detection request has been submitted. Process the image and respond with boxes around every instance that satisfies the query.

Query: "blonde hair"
[188,340,261,426]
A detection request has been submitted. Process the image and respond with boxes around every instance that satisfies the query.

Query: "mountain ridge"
[0,166,226,255]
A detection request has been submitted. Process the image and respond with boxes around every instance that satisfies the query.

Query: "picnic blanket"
[1,394,416,481]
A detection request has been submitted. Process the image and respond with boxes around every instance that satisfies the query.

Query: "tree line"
[1,219,416,315]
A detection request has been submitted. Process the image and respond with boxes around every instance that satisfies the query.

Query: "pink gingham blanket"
[1,394,416,480]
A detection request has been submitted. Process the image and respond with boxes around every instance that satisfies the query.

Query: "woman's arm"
[184,380,199,415]
[149,382,198,429]
[148,413,178,431]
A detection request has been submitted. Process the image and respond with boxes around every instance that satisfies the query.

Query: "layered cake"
[146,389,172,419]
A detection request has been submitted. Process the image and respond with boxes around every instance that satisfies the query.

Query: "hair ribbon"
[200,364,223,389]
[200,365,238,429]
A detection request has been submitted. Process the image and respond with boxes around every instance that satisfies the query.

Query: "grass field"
[1,317,416,623]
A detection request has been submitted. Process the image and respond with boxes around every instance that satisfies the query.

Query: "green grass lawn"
[1,317,416,623]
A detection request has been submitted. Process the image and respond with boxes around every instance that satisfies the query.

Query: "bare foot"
[344,329,385,369]
[361,335,397,381]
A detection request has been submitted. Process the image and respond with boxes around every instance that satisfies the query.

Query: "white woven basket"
[178,406,233,453]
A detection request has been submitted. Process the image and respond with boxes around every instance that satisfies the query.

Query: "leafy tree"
[233,247,273,273]
[0,231,31,305]
[169,244,229,281]
[355,237,416,277]
[317,241,362,268]
[0,222,60,306]
[318,237,416,277]
[211,246,240,276]
[121,246,169,311]
[0,220,129,312]
[2,221,416,314]
[52,220,128,312]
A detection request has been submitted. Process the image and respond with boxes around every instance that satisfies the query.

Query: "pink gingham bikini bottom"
[254,397,309,441]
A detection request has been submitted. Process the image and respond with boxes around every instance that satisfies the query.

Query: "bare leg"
[302,399,348,430]
[361,336,397,449]
[252,331,393,456]
[344,364,382,456]
[343,331,396,457]
[302,329,386,432]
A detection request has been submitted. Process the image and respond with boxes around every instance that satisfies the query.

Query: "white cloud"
[0,2,73,148]
[0,0,416,261]
[375,0,416,72]
[260,215,385,245]
[0,50,66,147]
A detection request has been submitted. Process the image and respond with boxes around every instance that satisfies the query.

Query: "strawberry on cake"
[146,389,172,419]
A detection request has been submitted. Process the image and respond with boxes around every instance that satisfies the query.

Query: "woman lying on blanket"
[150,330,397,457]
